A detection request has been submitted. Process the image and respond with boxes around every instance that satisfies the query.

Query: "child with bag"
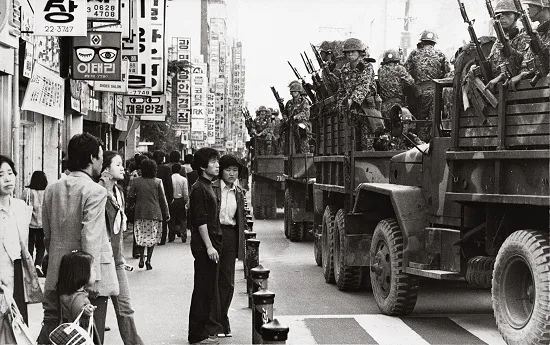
[51,251,99,345]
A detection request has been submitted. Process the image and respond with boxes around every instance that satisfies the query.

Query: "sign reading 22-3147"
[35,0,87,37]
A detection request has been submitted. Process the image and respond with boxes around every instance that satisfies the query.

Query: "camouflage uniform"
[521,20,550,75]
[405,45,451,142]
[254,110,269,155]
[284,96,311,154]
[378,63,415,119]
[271,114,282,155]
[488,27,530,76]
[337,57,378,150]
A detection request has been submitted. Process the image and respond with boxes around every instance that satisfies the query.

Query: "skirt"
[134,219,162,247]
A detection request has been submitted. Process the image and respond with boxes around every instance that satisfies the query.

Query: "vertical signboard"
[150,0,165,94]
[206,92,215,145]
[191,62,206,133]
[214,78,225,141]
[127,0,151,94]
[87,0,121,21]
[175,37,191,128]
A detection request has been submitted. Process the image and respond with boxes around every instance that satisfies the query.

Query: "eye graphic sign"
[72,31,122,81]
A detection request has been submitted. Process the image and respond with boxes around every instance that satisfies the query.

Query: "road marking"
[450,315,507,345]
[355,314,430,345]
[276,316,316,344]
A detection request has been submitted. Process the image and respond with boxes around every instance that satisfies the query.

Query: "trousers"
[218,225,238,334]
[111,265,144,345]
[28,228,45,267]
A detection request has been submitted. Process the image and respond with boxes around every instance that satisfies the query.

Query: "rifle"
[302,52,329,99]
[513,0,549,86]
[241,107,254,136]
[485,0,519,77]
[310,43,339,94]
[270,86,286,116]
[458,0,493,82]
[288,61,317,103]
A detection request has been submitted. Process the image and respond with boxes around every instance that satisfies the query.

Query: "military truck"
[346,49,549,344]
[311,94,407,289]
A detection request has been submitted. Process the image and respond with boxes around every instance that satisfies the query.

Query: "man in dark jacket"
[153,150,173,245]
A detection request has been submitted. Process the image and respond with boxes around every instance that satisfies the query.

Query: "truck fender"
[353,183,430,265]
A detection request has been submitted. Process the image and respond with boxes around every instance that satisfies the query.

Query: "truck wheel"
[284,189,290,238]
[370,218,419,315]
[265,205,277,220]
[492,230,550,345]
[322,206,338,284]
[466,256,495,289]
[289,222,304,242]
[333,209,362,291]
[302,222,314,242]
[253,205,264,220]
[314,225,322,266]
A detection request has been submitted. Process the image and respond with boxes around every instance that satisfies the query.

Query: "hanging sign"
[21,63,65,120]
[34,0,87,36]
[123,95,166,116]
[72,31,122,81]
[87,0,121,21]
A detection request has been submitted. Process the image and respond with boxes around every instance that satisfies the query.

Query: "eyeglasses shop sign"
[73,31,122,81]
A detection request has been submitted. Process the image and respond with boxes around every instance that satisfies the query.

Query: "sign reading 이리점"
[73,31,122,81]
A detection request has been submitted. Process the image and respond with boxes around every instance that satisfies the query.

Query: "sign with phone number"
[34,0,87,37]
[87,0,120,21]
[123,95,166,117]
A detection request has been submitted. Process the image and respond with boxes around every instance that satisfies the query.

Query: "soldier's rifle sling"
[485,0,518,76]
[458,0,493,82]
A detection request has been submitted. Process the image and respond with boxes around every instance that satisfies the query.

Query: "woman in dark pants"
[188,147,222,345]
[212,155,247,338]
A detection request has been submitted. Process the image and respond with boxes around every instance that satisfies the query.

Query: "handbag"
[0,292,36,345]
[49,309,94,345]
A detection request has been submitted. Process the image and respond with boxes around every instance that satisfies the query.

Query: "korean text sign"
[35,0,87,36]
[21,63,65,120]
[123,95,166,117]
[87,0,121,21]
[73,31,122,81]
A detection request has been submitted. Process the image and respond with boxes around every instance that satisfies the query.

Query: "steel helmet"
[522,0,543,6]
[544,0,550,7]
[319,41,332,53]
[342,38,366,52]
[495,0,520,13]
[419,30,438,44]
[288,81,304,93]
[258,105,268,112]
[382,49,401,64]
[272,109,279,115]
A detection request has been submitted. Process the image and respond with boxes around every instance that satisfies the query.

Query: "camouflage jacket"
[285,96,311,123]
[254,114,268,135]
[487,27,529,76]
[337,57,377,106]
[521,20,550,74]
[378,63,415,102]
[405,45,451,84]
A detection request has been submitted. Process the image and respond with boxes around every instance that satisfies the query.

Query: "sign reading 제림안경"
[73,31,122,81]
[123,95,166,117]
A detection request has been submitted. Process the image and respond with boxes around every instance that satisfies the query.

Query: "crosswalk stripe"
[355,315,431,345]
[276,316,317,345]
[450,315,507,345]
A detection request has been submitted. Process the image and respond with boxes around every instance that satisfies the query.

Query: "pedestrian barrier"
[245,238,260,307]
[243,231,257,279]
[252,289,275,344]
[261,319,289,344]
[250,265,270,307]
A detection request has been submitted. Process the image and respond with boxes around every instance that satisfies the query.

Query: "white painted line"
[355,314,431,345]
[450,315,507,345]
[276,316,316,345]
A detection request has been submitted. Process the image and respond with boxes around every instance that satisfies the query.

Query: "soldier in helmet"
[337,37,384,151]
[254,105,270,155]
[284,81,311,154]
[509,0,550,88]
[405,30,451,142]
[378,49,415,120]
[271,108,282,154]
[484,0,530,90]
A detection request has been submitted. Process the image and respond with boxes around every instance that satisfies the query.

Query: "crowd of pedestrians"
[0,132,248,345]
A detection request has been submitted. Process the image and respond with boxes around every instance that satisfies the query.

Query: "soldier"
[254,106,270,155]
[508,0,550,88]
[378,49,415,119]
[405,30,451,142]
[337,37,384,151]
[284,81,311,154]
[271,109,282,155]
[485,0,530,90]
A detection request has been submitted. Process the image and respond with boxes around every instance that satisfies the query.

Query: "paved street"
[27,208,506,345]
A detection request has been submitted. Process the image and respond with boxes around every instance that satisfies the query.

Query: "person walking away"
[405,30,451,142]
[170,163,189,243]
[153,151,173,245]
[127,158,170,270]
[0,155,42,325]
[212,155,247,338]
[128,154,146,259]
[37,133,119,344]
[23,170,48,277]
[57,251,99,343]
[188,147,222,345]
[99,151,144,345]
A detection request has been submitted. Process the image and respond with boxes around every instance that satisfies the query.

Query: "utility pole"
[402,0,411,57]
[382,0,388,52]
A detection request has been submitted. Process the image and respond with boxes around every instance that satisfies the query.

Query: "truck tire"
[466,256,495,289]
[322,206,338,284]
[289,222,304,242]
[314,224,322,267]
[302,222,314,242]
[492,230,550,345]
[370,218,419,315]
[253,205,264,220]
[265,205,277,220]
[333,209,362,291]
[284,189,290,238]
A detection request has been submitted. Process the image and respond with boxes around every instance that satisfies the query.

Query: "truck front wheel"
[492,230,550,345]
[370,218,418,315]
[334,209,362,291]
[322,206,338,284]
